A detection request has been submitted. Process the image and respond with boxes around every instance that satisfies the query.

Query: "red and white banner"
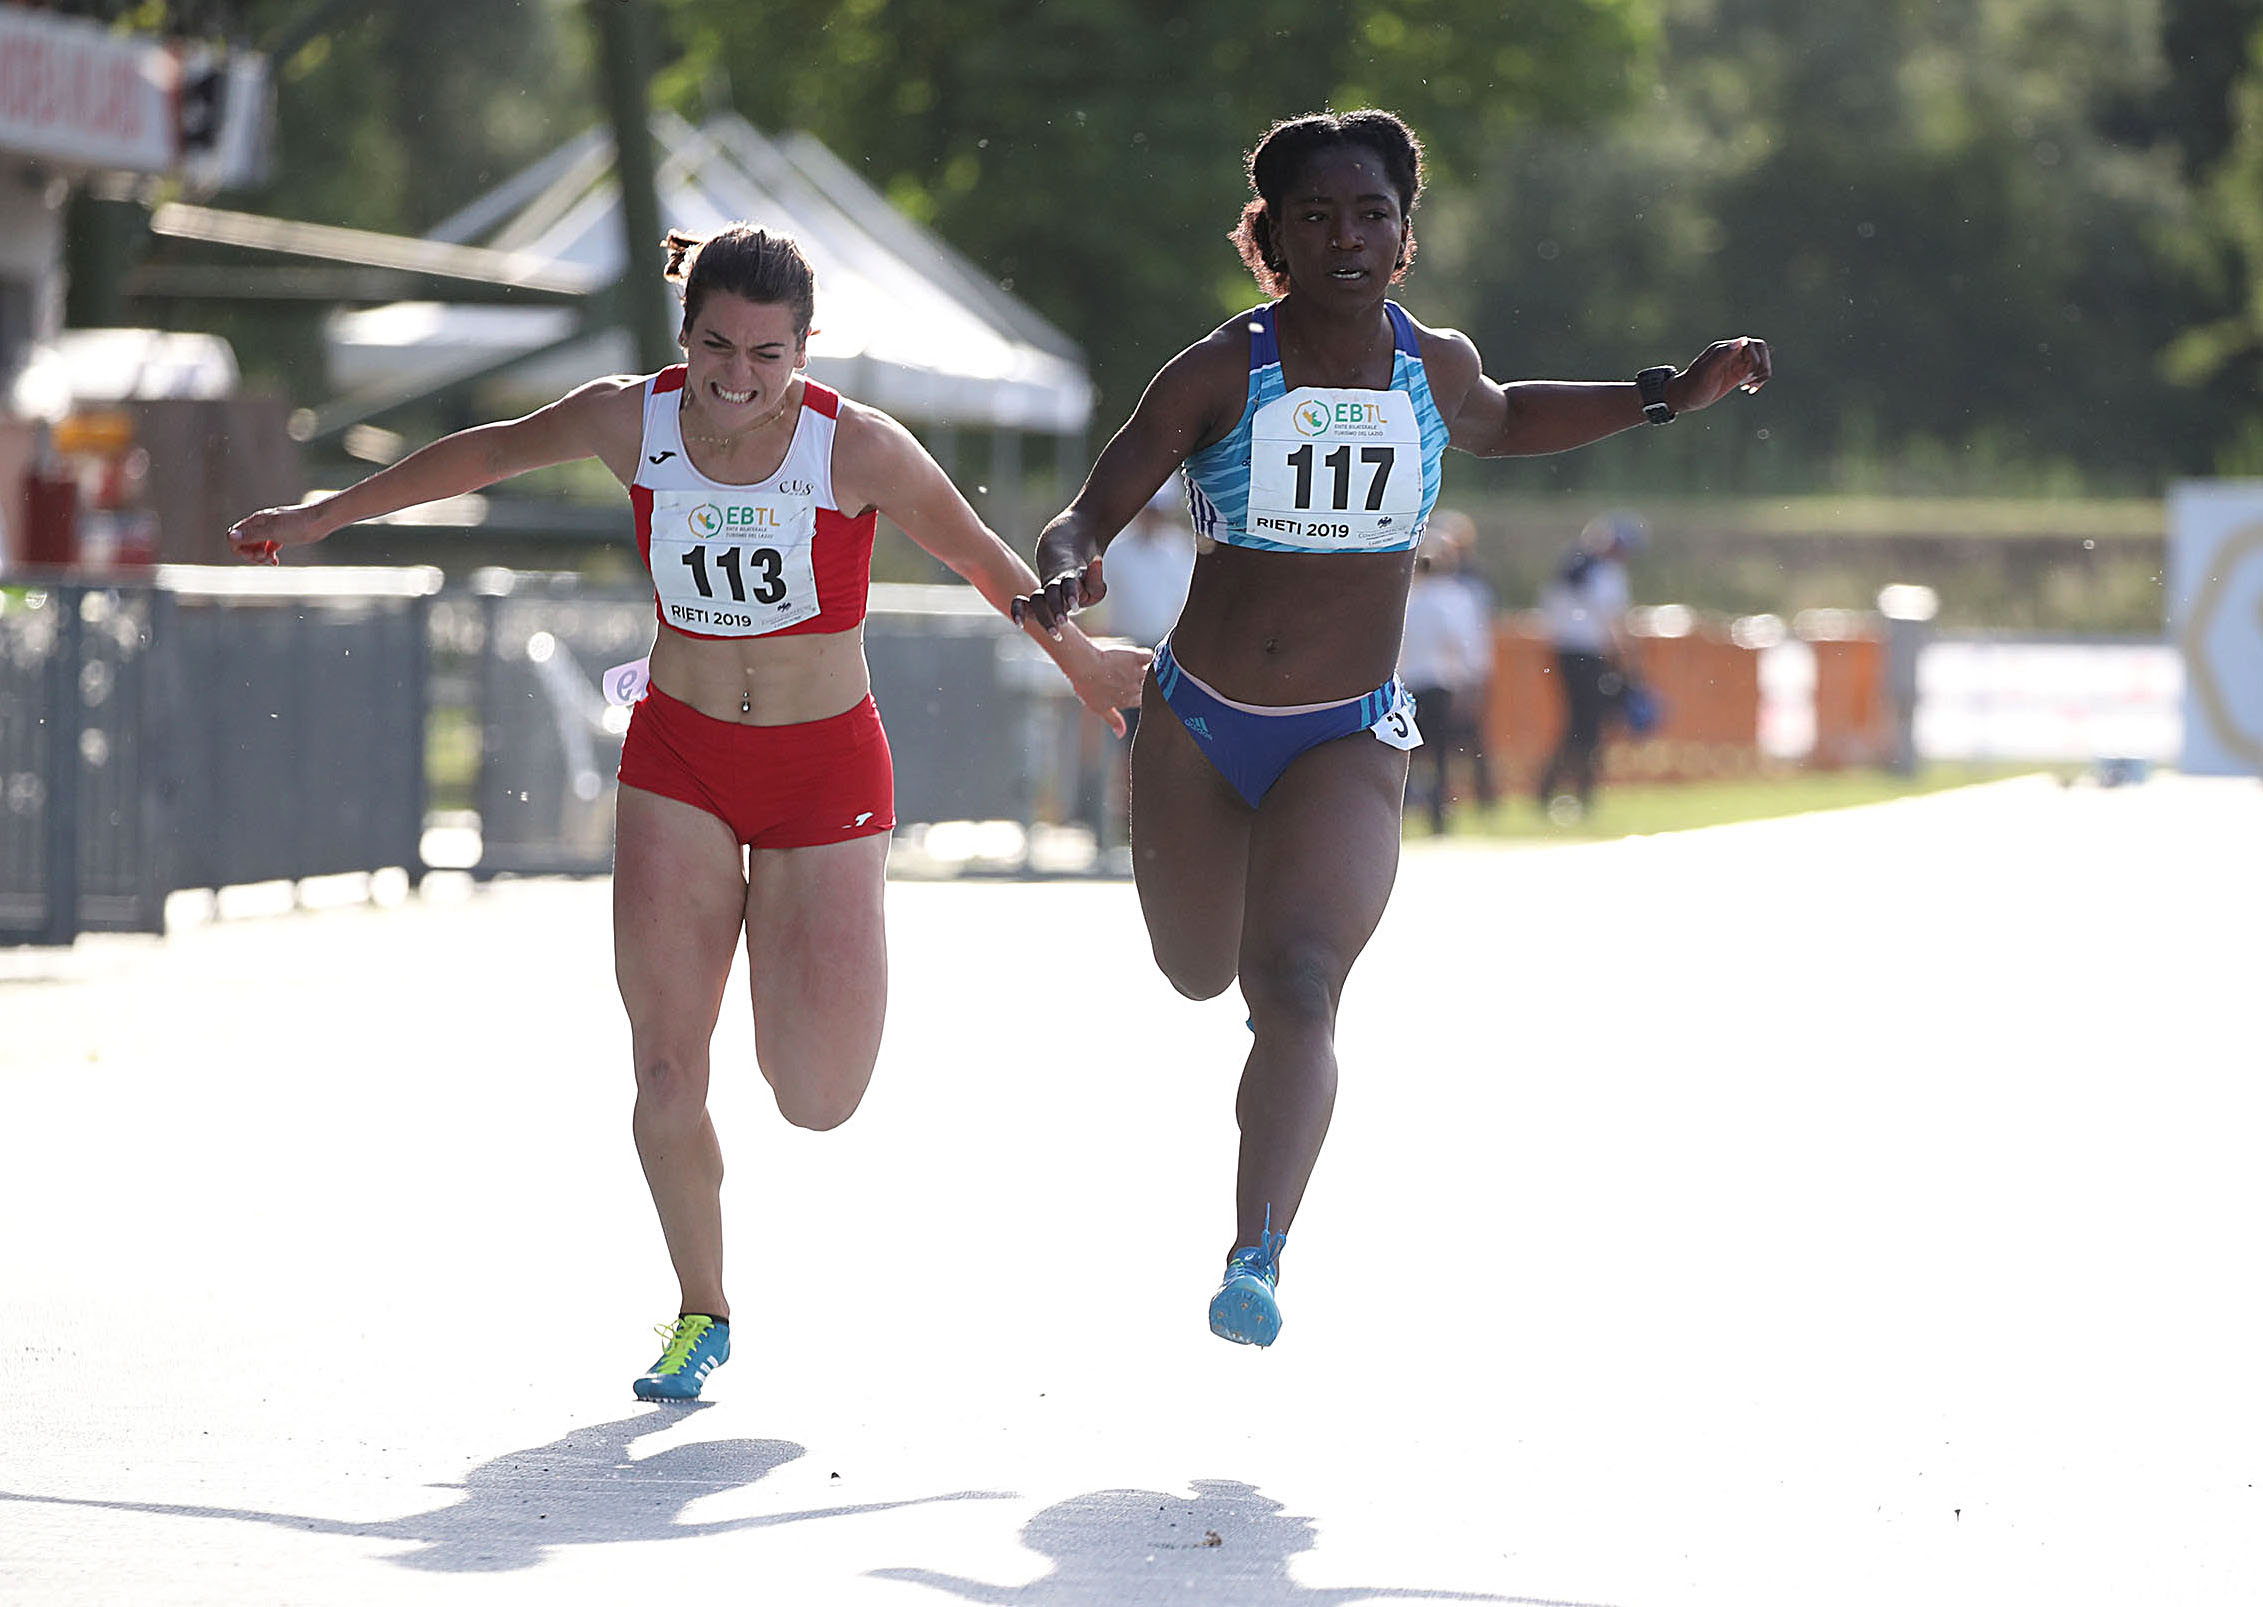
[0,4,177,174]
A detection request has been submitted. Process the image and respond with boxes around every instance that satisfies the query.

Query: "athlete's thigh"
[1240,730,1409,991]
[1128,674,1254,998]
[614,784,749,1046]
[741,833,891,1101]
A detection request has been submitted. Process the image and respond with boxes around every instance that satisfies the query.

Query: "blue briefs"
[1151,638,1417,807]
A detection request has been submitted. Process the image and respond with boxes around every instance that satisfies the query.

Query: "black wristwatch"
[1636,365,1678,424]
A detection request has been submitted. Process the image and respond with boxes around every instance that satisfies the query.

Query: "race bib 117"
[1245,387,1425,552]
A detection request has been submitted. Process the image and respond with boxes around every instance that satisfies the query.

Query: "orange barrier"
[1797,613,1891,769]
[1475,612,1766,793]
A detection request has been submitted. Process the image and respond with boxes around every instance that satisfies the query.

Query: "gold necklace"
[680,382,798,448]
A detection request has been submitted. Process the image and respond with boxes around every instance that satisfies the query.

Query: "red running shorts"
[617,685,896,849]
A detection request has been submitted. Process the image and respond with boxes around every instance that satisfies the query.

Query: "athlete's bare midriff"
[1166,544,1417,705]
[648,624,872,726]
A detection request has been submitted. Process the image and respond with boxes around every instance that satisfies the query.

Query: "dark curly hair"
[1231,110,1425,297]
[662,224,816,341]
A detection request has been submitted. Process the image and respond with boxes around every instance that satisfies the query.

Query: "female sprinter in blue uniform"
[1016,111,1769,1347]
[231,226,1148,1398]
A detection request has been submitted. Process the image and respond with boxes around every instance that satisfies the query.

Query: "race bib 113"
[648,490,820,636]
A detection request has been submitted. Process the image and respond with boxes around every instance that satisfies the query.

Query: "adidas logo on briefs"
[1185,717,1214,740]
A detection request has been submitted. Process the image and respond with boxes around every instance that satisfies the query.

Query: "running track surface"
[3,774,2257,1606]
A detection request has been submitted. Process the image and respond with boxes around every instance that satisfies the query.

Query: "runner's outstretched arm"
[224,378,643,560]
[838,403,1149,734]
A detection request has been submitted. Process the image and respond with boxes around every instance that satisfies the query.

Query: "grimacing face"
[680,291,807,425]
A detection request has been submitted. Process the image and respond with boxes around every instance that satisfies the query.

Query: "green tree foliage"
[2160,9,2263,469]
[108,0,2263,493]
[650,0,1658,420]
[62,0,589,236]
[2140,0,2263,179]
[251,0,592,236]
[1422,0,2241,494]
[144,0,593,402]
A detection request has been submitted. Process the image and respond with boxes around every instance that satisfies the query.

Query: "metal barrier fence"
[464,573,1097,876]
[1,567,436,946]
[19,562,2173,948]
[4,564,1106,943]
[461,572,648,878]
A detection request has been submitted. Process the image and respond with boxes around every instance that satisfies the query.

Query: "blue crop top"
[1180,301,1449,555]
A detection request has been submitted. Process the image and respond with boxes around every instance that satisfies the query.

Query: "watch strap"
[1636,366,1677,424]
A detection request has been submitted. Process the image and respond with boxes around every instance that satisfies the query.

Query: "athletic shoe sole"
[633,1377,708,1401]
[1208,1279,1282,1347]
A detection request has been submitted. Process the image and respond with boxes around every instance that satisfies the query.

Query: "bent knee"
[1239,944,1346,1024]
[1161,964,1236,1003]
[764,1052,875,1132]
[774,1083,866,1132]
[1151,937,1237,1002]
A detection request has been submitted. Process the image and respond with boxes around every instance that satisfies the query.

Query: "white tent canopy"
[325,113,1092,434]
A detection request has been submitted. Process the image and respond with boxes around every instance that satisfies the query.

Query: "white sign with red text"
[0,5,175,173]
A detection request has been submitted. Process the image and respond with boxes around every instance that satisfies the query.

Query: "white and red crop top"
[629,367,877,640]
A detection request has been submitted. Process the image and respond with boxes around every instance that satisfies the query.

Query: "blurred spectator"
[1097,482,1198,742]
[1535,511,1645,822]
[1102,482,1198,646]
[1083,482,1198,848]
[1397,508,1497,832]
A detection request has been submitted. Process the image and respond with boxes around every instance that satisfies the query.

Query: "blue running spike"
[634,1313,729,1400]
[1207,1209,1287,1347]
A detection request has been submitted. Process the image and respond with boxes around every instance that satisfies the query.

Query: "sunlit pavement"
[3,773,2258,1607]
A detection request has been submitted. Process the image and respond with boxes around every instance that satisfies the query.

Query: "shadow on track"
[0,1405,1009,1573]
[875,1477,1599,1606]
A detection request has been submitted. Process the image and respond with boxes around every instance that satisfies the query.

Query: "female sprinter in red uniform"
[1016,111,1768,1348]
[230,225,1148,1398]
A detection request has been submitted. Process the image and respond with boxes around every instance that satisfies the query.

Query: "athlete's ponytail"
[663,225,817,339]
[1230,110,1424,296]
